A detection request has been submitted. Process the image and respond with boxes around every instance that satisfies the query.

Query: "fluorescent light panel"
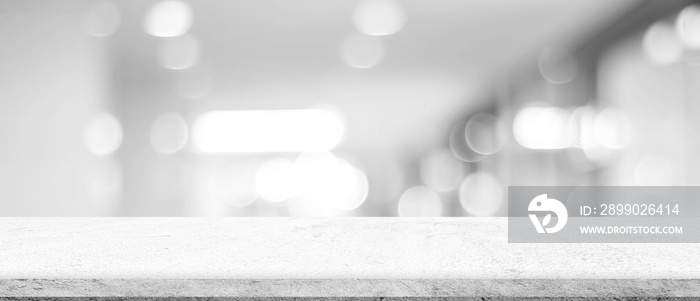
[192,109,344,153]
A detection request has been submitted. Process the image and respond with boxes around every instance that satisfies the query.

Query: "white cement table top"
[0,217,698,297]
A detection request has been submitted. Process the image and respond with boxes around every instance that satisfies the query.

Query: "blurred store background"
[0,0,698,216]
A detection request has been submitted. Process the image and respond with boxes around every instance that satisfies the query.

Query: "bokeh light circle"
[593,108,631,150]
[643,21,683,65]
[255,158,297,203]
[220,165,257,208]
[465,113,505,155]
[458,172,503,216]
[329,160,369,211]
[419,148,464,192]
[84,113,123,155]
[676,5,700,50]
[538,46,578,84]
[398,186,442,217]
[144,0,193,37]
[449,120,484,162]
[150,112,189,154]
[86,158,123,210]
[353,0,406,36]
[512,105,573,149]
[340,33,385,69]
[158,34,201,70]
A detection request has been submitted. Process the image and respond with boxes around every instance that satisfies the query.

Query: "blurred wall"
[0,1,110,215]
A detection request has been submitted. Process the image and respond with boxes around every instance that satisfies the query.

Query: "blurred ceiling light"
[177,62,216,98]
[458,171,503,217]
[340,32,385,68]
[643,21,683,65]
[158,34,201,70]
[353,0,406,36]
[676,5,700,50]
[144,0,193,38]
[255,157,297,202]
[449,120,484,162]
[538,46,578,84]
[398,186,442,217]
[512,105,573,149]
[84,113,123,155]
[192,109,344,153]
[465,113,506,155]
[84,1,121,37]
[419,148,464,192]
[150,112,189,154]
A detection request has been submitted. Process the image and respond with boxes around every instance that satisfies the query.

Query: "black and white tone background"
[0,0,699,299]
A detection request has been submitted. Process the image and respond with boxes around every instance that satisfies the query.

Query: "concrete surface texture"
[1,279,699,298]
[0,218,699,297]
[0,217,698,279]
